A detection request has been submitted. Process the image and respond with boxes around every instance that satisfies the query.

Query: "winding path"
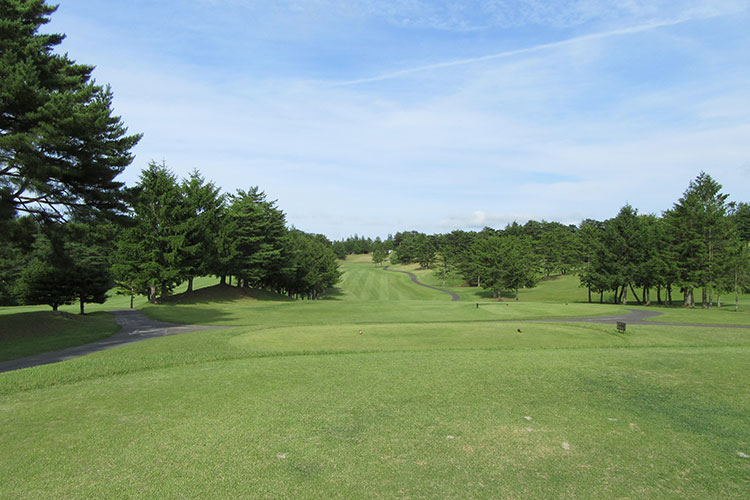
[384,266,461,301]
[0,310,229,373]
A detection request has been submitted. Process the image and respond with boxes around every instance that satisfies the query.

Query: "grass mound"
[159,283,292,305]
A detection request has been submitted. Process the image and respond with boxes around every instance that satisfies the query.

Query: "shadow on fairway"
[159,284,294,305]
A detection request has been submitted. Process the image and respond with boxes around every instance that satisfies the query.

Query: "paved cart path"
[0,310,230,373]
[384,266,461,301]
[531,308,750,328]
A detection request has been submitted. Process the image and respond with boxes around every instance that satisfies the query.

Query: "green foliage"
[65,221,115,314]
[121,162,184,302]
[0,216,37,305]
[14,228,77,311]
[370,239,387,266]
[281,230,341,299]
[0,0,140,221]
[224,187,287,289]
[178,170,225,290]
[472,235,538,299]
[664,172,732,307]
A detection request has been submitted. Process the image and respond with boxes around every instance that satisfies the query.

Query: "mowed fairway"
[1,259,749,499]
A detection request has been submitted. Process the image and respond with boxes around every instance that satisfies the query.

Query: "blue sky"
[48,0,750,239]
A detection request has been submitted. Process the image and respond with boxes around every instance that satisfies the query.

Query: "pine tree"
[1,0,141,221]
[178,170,224,292]
[225,188,287,290]
[664,173,731,308]
[122,162,184,302]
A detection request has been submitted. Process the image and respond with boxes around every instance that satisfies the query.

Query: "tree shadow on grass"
[140,305,240,326]
[319,287,345,301]
[159,284,294,305]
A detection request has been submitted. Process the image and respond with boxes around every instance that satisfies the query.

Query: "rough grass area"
[0,311,119,362]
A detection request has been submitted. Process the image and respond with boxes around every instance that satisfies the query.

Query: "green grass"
[0,311,119,362]
[1,257,749,498]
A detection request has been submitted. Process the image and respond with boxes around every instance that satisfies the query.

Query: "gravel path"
[384,266,461,301]
[0,310,229,373]
[530,308,750,328]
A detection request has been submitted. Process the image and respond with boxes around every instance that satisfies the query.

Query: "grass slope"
[1,257,749,499]
[0,311,119,362]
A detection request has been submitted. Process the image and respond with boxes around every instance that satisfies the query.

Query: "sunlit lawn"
[1,257,749,499]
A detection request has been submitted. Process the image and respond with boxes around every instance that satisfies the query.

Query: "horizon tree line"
[356,173,749,308]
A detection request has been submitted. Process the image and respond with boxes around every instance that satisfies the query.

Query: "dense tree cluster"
[3,162,342,310]
[111,162,341,305]
[382,173,749,306]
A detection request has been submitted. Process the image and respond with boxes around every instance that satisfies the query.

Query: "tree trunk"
[588,286,591,303]
[702,288,708,309]
[130,294,134,309]
[149,286,157,303]
[628,284,641,305]
[599,291,603,304]
[657,285,662,305]
[621,285,628,305]
[717,290,721,308]
[613,286,619,304]
[187,277,194,293]
[80,297,85,315]
[219,275,226,285]
[708,287,713,309]
[667,284,672,305]
[736,269,741,312]
[52,304,58,311]
[515,288,519,301]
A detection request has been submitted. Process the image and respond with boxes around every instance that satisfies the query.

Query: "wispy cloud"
[335,11,724,86]
[48,0,750,238]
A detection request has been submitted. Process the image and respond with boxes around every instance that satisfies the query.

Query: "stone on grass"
[561,442,571,451]
[524,416,533,421]
[277,453,287,459]
[738,451,750,459]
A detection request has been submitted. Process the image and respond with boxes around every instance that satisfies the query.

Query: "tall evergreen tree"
[664,173,731,307]
[1,0,141,222]
[179,170,224,291]
[119,161,184,302]
[15,225,76,311]
[225,187,287,289]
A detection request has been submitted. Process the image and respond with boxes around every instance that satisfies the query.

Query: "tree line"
[359,173,750,308]
[2,2,748,312]
[1,162,342,311]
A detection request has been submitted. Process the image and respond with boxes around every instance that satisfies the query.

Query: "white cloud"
[46,0,750,238]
